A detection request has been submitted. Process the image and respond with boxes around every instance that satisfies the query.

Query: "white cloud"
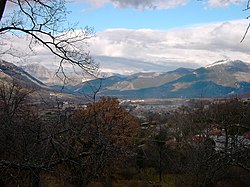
[71,0,246,9]
[72,0,110,8]
[71,0,189,9]
[110,0,189,9]
[1,20,250,75]
[86,20,250,71]
[207,0,245,7]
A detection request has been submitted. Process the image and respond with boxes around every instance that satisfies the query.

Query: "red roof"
[208,129,224,135]
[243,131,250,140]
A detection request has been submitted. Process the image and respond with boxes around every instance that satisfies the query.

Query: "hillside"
[21,63,96,85]
[3,59,250,99]
[0,60,79,103]
[108,68,193,91]
[61,60,250,99]
[0,60,45,88]
[20,63,55,85]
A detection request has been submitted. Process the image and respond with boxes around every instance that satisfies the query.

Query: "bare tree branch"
[0,0,98,79]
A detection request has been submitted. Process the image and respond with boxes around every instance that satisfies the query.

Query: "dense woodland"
[0,80,250,187]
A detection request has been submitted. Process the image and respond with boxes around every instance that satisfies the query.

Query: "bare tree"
[168,98,250,186]
[0,0,98,78]
[0,80,44,186]
[63,97,139,186]
[241,0,250,41]
[0,83,139,186]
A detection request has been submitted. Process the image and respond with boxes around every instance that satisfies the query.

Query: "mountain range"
[51,59,250,99]
[20,63,98,86]
[1,59,250,99]
[0,60,79,103]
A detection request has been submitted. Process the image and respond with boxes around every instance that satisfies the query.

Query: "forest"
[0,81,250,187]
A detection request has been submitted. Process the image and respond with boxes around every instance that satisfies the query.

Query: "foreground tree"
[0,80,45,186]
[65,97,139,186]
[0,85,139,186]
[167,98,250,186]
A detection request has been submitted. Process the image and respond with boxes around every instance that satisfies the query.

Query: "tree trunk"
[0,0,7,21]
[225,128,228,152]
[30,170,40,187]
[159,147,162,182]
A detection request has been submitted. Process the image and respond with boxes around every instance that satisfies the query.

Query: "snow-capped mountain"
[60,60,250,99]
[2,59,250,99]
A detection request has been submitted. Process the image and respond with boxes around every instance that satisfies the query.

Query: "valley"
[1,59,250,187]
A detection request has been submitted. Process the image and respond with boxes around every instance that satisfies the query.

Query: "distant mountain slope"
[169,60,250,87]
[0,60,81,103]
[21,63,97,85]
[102,81,237,99]
[107,68,193,91]
[6,59,250,99]
[21,63,55,84]
[68,60,250,99]
[205,60,250,87]
[241,90,250,98]
[51,76,125,96]
[0,60,45,88]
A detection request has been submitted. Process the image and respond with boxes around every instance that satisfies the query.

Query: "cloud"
[207,0,245,7]
[110,0,189,9]
[94,56,199,75]
[72,0,110,8]
[1,20,250,75]
[71,0,246,9]
[86,20,250,73]
[72,0,189,9]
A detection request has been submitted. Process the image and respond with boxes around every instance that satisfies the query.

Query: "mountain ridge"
[67,59,250,99]
[0,60,45,88]
[2,59,250,99]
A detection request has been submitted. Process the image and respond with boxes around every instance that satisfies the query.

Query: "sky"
[67,0,247,31]
[63,0,250,74]
[3,0,250,74]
